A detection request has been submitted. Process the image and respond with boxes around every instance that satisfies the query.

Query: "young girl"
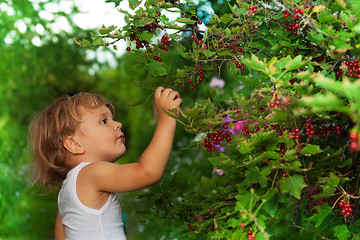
[28,87,182,240]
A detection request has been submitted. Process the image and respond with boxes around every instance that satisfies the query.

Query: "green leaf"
[334,225,351,240]
[98,25,116,35]
[135,20,148,27]
[92,37,104,47]
[265,151,281,160]
[202,49,214,58]
[301,93,348,113]
[245,166,261,184]
[243,54,267,73]
[285,55,305,71]
[148,61,167,76]
[308,203,332,227]
[173,42,190,59]
[298,144,323,155]
[239,142,253,154]
[280,175,306,199]
[139,31,153,42]
[129,0,141,10]
[221,13,232,23]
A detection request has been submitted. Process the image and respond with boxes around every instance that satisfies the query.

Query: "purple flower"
[212,169,224,175]
[214,144,226,153]
[223,116,233,122]
[229,120,247,135]
[209,77,225,88]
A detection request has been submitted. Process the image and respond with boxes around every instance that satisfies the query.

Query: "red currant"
[349,132,358,141]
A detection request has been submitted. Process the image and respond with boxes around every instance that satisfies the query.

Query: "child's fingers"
[169,90,180,100]
[174,98,183,107]
[155,86,165,99]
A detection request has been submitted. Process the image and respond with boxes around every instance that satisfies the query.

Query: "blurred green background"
[0,0,197,239]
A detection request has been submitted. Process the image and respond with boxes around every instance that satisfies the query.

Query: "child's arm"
[54,211,65,240]
[82,87,182,192]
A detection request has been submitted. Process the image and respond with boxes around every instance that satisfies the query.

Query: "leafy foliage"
[82,0,360,239]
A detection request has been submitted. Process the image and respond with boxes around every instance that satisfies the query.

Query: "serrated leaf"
[202,49,214,58]
[245,166,261,184]
[99,25,116,35]
[148,61,167,76]
[298,144,323,155]
[173,42,190,59]
[93,37,104,47]
[280,175,306,199]
[239,142,253,154]
[334,225,351,240]
[221,13,232,23]
[285,55,305,71]
[308,203,332,227]
[265,151,281,160]
[135,20,148,27]
[244,54,266,73]
[301,93,348,113]
[139,31,153,41]
[129,0,141,10]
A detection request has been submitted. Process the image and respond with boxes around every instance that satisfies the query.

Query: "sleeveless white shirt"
[58,162,127,240]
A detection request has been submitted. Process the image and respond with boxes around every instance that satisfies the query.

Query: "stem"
[285,223,334,240]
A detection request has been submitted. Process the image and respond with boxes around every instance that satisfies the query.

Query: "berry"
[350,141,359,151]
[349,132,358,141]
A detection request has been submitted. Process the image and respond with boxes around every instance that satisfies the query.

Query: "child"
[28,87,182,240]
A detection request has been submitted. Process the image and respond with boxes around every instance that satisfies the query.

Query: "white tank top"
[58,162,127,240]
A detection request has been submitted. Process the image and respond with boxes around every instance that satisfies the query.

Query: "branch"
[285,222,334,240]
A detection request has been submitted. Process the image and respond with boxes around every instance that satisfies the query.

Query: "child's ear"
[63,136,84,155]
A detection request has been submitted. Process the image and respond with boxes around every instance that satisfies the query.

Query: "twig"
[285,222,334,240]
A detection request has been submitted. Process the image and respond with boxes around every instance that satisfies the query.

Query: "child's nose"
[115,121,122,130]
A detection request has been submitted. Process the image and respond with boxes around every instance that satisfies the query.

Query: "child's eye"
[100,119,107,124]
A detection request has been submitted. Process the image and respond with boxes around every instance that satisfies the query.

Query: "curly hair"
[28,92,115,190]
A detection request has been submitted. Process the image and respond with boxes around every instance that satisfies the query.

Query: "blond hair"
[28,92,115,190]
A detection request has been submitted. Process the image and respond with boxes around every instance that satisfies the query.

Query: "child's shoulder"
[79,161,116,179]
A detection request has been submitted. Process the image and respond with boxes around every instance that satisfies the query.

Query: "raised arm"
[138,87,182,181]
[82,87,182,193]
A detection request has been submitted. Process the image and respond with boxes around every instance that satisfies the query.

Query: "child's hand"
[154,87,182,120]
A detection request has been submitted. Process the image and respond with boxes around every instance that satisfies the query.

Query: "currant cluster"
[159,34,171,51]
[127,33,150,50]
[248,5,258,13]
[241,125,251,135]
[154,56,162,62]
[284,20,300,35]
[203,122,232,152]
[181,64,207,90]
[247,230,257,240]
[279,142,288,158]
[335,58,360,79]
[282,5,310,19]
[125,12,162,52]
[302,186,323,214]
[187,223,195,232]
[338,199,353,216]
[349,131,359,151]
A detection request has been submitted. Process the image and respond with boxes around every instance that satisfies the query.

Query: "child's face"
[75,104,126,162]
